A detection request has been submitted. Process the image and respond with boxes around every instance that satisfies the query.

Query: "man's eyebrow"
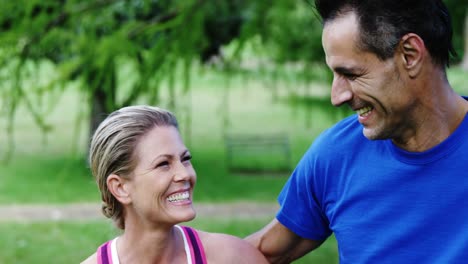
[333,66,359,75]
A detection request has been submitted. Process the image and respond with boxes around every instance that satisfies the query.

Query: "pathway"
[0,202,279,222]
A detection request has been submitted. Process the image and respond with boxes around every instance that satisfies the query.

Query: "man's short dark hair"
[314,0,457,67]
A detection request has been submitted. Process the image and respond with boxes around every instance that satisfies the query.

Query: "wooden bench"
[224,133,291,175]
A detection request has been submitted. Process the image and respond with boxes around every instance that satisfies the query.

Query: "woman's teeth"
[167,191,189,202]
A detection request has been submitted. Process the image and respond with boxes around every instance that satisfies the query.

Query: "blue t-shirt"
[277,103,468,263]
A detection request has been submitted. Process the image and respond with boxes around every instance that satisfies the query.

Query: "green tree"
[4,0,463,161]
[1,0,211,155]
[0,0,323,161]
[0,0,246,157]
[462,10,468,69]
[444,0,467,65]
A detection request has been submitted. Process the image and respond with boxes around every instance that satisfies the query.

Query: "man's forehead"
[322,14,361,62]
[322,11,359,38]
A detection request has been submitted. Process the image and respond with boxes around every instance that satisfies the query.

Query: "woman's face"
[126,125,196,227]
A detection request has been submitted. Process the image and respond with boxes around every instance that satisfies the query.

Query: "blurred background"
[0,0,466,263]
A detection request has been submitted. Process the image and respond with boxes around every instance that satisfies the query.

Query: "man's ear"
[398,33,426,78]
[107,174,132,205]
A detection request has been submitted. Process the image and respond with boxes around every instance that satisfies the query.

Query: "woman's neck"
[116,224,186,264]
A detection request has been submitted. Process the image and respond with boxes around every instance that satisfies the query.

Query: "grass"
[0,220,116,264]
[0,218,338,264]
[0,154,98,203]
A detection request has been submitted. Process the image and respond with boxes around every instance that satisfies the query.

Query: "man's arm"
[245,218,324,263]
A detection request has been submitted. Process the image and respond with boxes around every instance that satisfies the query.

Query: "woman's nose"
[173,162,195,182]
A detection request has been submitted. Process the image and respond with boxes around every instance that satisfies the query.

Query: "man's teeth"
[167,191,190,202]
[357,106,373,116]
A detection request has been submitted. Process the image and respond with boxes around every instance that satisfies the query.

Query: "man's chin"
[362,127,385,140]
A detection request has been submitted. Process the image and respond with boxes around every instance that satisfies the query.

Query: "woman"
[81,105,267,264]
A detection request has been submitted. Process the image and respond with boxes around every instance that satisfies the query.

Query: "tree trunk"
[87,66,117,160]
[82,86,110,165]
[89,87,109,140]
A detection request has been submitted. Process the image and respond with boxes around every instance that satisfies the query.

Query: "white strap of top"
[175,225,193,264]
[110,237,120,264]
[110,226,191,264]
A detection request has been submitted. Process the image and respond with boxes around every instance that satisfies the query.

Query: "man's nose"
[331,75,353,106]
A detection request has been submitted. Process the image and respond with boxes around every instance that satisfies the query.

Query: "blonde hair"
[89,105,178,229]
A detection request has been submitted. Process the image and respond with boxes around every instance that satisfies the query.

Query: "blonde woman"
[81,105,267,264]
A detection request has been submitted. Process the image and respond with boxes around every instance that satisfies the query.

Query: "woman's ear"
[398,33,426,78]
[107,174,132,205]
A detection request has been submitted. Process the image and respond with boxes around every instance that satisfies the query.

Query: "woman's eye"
[182,155,192,163]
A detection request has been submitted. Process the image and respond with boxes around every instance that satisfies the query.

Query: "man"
[246,0,468,263]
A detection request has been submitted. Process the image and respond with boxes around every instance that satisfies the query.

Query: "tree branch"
[21,0,121,57]
[127,0,206,39]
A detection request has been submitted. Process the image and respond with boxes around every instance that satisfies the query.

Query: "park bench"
[224,133,291,175]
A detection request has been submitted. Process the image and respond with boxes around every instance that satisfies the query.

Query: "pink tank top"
[96,225,207,264]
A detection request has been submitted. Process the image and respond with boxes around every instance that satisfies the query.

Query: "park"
[0,1,466,263]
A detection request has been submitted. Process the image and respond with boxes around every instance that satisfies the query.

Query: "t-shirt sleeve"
[276,142,332,241]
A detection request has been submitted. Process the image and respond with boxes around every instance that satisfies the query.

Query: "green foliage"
[444,0,466,62]
[261,1,324,63]
[0,0,327,161]
[0,0,216,158]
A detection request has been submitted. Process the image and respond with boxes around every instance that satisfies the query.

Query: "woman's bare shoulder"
[197,230,268,263]
[80,252,97,264]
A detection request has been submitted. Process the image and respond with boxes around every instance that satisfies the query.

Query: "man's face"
[322,12,418,141]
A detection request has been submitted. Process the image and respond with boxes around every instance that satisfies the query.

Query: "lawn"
[0,218,339,264]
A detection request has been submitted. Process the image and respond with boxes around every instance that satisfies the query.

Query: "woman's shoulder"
[80,252,97,264]
[196,230,268,263]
